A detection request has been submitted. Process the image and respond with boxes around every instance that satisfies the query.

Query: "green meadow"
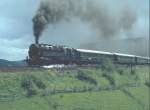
[0,65,149,110]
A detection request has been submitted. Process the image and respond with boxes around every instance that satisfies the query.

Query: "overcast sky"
[0,0,149,61]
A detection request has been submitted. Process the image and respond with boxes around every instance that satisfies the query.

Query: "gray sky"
[0,0,149,61]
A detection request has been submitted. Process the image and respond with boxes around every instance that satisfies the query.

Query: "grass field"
[0,65,149,110]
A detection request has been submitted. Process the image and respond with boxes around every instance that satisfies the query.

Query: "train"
[27,44,150,66]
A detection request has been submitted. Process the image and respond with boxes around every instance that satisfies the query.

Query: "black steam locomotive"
[28,44,150,66]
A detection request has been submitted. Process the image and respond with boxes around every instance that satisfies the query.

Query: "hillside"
[0,64,149,110]
[0,59,27,67]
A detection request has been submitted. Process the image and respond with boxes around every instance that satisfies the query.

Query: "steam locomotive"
[28,44,150,66]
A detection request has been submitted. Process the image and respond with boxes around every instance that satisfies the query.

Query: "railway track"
[0,64,101,72]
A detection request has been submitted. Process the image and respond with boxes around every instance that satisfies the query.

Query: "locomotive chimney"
[35,36,39,44]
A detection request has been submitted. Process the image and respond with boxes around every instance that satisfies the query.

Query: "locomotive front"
[28,44,41,65]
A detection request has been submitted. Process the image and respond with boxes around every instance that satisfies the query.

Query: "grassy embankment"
[0,63,149,110]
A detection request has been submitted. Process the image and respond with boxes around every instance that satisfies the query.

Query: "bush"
[102,74,115,87]
[33,78,46,89]
[117,68,124,75]
[145,81,150,87]
[77,70,97,85]
[21,74,33,90]
[21,74,46,89]
[21,74,46,97]
[107,75,115,86]
[100,59,115,73]
[131,69,136,75]
[21,75,38,97]
[27,87,37,97]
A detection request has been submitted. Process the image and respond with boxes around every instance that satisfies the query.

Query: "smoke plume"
[33,0,137,43]
[32,0,148,57]
[79,37,149,57]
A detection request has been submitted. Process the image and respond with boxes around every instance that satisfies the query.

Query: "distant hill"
[0,59,27,67]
